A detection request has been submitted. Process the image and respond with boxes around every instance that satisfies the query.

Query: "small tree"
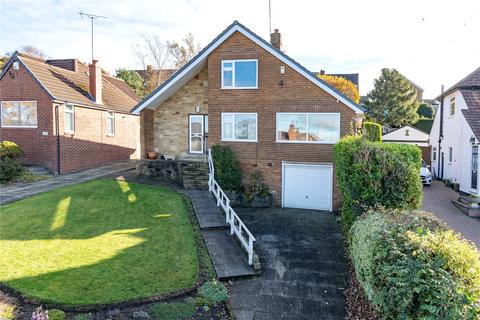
[211,145,242,192]
[115,68,145,97]
[319,74,360,103]
[417,102,434,119]
[363,122,382,142]
[365,68,419,127]
[168,33,201,68]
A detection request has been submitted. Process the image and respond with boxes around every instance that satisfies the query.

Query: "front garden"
[0,141,49,184]
[335,136,480,319]
[0,178,230,319]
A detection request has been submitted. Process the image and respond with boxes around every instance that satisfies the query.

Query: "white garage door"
[282,163,333,211]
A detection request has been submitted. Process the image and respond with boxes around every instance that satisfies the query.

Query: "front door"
[189,115,204,154]
[472,145,478,190]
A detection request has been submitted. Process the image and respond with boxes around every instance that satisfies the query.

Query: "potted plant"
[147,151,158,160]
[242,170,273,207]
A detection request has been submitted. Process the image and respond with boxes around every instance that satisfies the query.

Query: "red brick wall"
[207,31,357,209]
[0,62,57,172]
[1,60,139,174]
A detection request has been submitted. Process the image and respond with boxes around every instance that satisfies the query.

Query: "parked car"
[421,160,432,186]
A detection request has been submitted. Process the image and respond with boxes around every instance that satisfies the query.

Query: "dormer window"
[221,60,258,89]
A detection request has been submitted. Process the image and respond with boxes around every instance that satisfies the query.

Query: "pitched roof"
[132,21,364,115]
[439,66,480,99]
[462,109,480,139]
[412,119,434,134]
[327,73,359,86]
[1,52,139,113]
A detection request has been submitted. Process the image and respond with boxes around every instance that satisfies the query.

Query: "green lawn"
[0,179,199,305]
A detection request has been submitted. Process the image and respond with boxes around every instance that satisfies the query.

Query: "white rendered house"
[430,67,480,195]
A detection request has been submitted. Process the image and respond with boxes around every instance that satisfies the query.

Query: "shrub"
[363,122,382,142]
[243,170,271,202]
[197,280,228,305]
[351,210,480,320]
[73,313,93,320]
[0,141,24,159]
[48,309,65,320]
[211,145,242,191]
[334,136,422,232]
[0,305,15,319]
[150,302,195,320]
[0,157,26,183]
[31,307,48,320]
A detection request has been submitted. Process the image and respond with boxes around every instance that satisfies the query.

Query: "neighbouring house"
[430,66,480,194]
[132,21,364,211]
[382,124,431,164]
[0,52,140,174]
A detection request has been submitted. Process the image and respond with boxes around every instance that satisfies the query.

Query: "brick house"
[0,53,140,174]
[132,21,364,211]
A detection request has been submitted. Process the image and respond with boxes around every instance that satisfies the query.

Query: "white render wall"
[429,90,479,195]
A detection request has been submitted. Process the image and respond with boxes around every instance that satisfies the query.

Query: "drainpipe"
[437,85,444,179]
[55,104,61,175]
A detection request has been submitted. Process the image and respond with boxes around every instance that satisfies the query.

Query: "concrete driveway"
[422,181,480,248]
[229,208,348,320]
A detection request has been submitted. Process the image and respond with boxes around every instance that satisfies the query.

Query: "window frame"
[106,111,115,136]
[221,59,258,89]
[64,104,75,134]
[221,112,258,142]
[449,96,456,116]
[448,147,453,163]
[0,100,38,128]
[275,112,341,144]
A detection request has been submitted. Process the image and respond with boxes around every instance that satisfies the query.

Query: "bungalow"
[0,53,140,174]
[132,21,364,211]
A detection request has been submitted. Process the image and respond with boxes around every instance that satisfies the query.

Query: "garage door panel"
[283,164,333,211]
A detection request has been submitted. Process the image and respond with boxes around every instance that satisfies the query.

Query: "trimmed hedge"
[211,145,242,191]
[351,210,480,319]
[363,122,382,142]
[334,136,422,232]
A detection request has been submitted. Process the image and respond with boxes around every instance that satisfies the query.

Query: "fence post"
[248,237,254,265]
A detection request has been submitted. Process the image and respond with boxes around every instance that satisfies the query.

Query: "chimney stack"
[89,60,102,104]
[270,29,282,50]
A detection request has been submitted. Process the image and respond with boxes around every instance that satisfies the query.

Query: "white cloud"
[0,0,478,98]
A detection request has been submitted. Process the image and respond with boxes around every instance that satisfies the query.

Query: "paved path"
[187,190,255,278]
[230,208,348,320]
[0,160,136,205]
[422,181,480,248]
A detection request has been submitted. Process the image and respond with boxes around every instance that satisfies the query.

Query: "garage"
[282,163,333,211]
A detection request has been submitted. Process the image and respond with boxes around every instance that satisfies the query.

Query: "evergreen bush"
[211,145,242,191]
[363,122,382,142]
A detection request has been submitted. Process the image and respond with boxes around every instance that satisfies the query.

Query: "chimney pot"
[270,29,282,50]
[89,60,102,104]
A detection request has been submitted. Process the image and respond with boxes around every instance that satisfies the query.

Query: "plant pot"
[453,183,460,192]
[147,151,158,160]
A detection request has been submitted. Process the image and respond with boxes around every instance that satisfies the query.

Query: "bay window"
[221,113,257,141]
[276,113,340,144]
[221,60,258,89]
[1,101,37,128]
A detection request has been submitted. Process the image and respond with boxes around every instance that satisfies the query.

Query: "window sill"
[220,87,258,90]
[64,131,74,135]
[275,140,336,145]
[107,134,115,138]
[221,139,258,143]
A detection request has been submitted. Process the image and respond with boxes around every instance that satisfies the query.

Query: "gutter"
[437,85,444,179]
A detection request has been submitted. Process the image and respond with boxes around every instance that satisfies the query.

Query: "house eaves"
[131,21,365,115]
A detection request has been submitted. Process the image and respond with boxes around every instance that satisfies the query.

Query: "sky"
[0,0,479,98]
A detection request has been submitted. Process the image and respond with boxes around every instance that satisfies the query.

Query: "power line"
[78,11,108,62]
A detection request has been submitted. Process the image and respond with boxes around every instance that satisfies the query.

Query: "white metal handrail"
[208,149,256,265]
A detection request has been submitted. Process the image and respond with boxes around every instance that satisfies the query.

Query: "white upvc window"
[221,113,257,142]
[0,101,37,128]
[276,113,341,144]
[64,104,75,133]
[450,96,456,116]
[221,59,258,89]
[107,111,115,136]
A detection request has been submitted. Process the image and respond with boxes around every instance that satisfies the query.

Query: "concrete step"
[26,166,50,175]
[452,200,480,218]
[202,229,257,279]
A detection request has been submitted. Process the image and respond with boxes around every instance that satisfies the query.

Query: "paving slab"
[0,160,135,205]
[202,229,256,279]
[187,190,229,229]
